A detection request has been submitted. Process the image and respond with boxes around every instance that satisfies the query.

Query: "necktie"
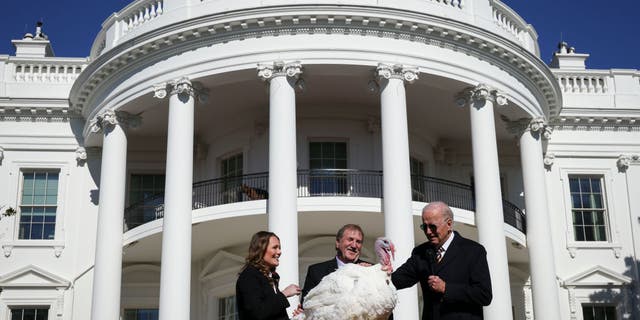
[436,247,444,263]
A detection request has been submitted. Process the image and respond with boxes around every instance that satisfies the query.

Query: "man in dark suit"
[392,201,492,320]
[300,224,368,302]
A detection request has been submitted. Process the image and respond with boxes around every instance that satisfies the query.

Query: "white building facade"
[0,1,638,319]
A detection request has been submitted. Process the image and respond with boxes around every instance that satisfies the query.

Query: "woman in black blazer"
[236,231,301,320]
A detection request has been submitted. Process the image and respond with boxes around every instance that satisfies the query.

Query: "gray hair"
[423,201,454,221]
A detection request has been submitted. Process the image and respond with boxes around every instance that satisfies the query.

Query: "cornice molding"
[549,116,640,132]
[0,107,79,122]
[70,5,560,120]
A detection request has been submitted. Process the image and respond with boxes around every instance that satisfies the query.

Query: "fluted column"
[508,117,561,319]
[459,84,513,320]
[155,78,197,320]
[258,61,302,312]
[90,109,140,320]
[377,63,420,320]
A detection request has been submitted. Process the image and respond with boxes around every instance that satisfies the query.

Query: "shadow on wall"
[588,257,640,319]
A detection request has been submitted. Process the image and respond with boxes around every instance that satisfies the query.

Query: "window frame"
[123,308,159,320]
[127,173,166,207]
[581,304,618,320]
[8,306,51,320]
[2,298,57,320]
[217,295,239,320]
[1,161,67,257]
[560,167,621,257]
[17,170,60,240]
[307,140,349,196]
[568,175,610,242]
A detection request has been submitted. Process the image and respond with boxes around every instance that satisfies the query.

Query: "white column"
[619,155,640,318]
[516,118,561,319]
[90,109,139,320]
[157,78,196,320]
[377,63,420,320]
[258,61,302,312]
[463,84,513,320]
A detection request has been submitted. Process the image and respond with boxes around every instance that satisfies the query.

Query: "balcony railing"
[124,170,526,234]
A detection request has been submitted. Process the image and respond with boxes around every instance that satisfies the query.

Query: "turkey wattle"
[293,237,397,320]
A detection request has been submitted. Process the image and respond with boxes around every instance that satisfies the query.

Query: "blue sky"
[1,1,638,70]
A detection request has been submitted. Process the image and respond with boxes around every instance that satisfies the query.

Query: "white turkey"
[293,237,397,320]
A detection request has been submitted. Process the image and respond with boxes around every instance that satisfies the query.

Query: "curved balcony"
[92,0,537,59]
[124,169,526,233]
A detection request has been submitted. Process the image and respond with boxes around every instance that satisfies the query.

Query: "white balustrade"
[119,0,164,37]
[555,74,609,94]
[13,63,85,83]
[429,0,464,9]
[493,9,522,40]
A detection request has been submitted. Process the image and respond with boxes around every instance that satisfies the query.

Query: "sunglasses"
[419,223,439,231]
[419,219,450,231]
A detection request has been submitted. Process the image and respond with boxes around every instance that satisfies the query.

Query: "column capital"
[90,109,142,133]
[376,63,419,83]
[617,154,640,172]
[543,153,555,170]
[257,61,303,81]
[455,84,508,107]
[153,77,208,102]
[76,147,87,166]
[502,116,552,139]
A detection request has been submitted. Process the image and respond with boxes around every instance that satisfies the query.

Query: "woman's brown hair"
[242,231,280,286]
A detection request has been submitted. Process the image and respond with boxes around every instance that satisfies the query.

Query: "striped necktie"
[436,247,444,263]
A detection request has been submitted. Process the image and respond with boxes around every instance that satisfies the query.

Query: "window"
[19,171,59,240]
[309,142,347,195]
[221,154,243,178]
[569,176,608,241]
[124,309,159,320]
[582,305,616,320]
[11,307,49,320]
[127,174,165,227]
[129,174,165,205]
[218,296,239,320]
[410,157,425,201]
[220,153,243,203]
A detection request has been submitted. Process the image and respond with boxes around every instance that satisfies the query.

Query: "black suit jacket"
[301,257,368,304]
[236,265,290,320]
[392,232,492,320]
